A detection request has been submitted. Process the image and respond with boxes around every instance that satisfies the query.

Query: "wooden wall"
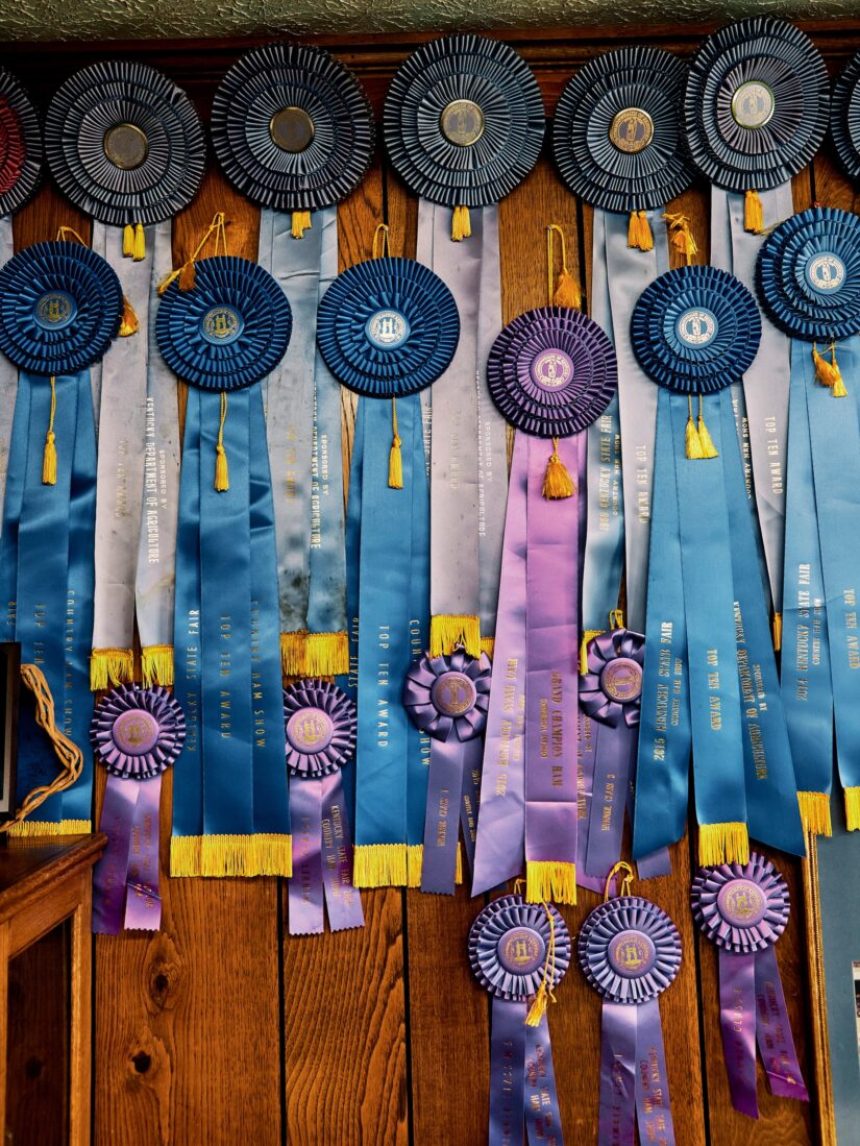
[5,20,860,1145]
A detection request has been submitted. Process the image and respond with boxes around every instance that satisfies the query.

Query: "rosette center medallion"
[430,670,477,717]
[103,122,149,170]
[286,706,335,754]
[35,291,77,331]
[530,347,575,391]
[497,926,546,975]
[439,99,486,147]
[730,80,776,129]
[676,308,718,348]
[113,709,161,756]
[609,107,655,153]
[269,106,315,153]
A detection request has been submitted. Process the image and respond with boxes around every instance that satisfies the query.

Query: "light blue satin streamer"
[343,397,364,824]
[633,389,689,859]
[0,373,30,641]
[406,401,431,850]
[719,390,805,855]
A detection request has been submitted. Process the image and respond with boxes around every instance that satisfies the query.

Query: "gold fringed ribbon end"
[772,612,782,653]
[119,295,140,337]
[542,441,575,500]
[280,630,309,679]
[170,834,292,877]
[291,210,312,239]
[813,345,847,397]
[627,210,654,252]
[744,190,765,235]
[6,818,92,838]
[353,843,408,888]
[141,645,174,688]
[405,844,464,888]
[845,787,860,832]
[580,629,604,675]
[480,636,495,660]
[89,648,135,692]
[798,791,832,838]
[451,204,471,242]
[429,613,481,659]
[699,821,750,867]
[133,222,145,262]
[525,860,577,906]
[305,631,349,677]
[552,268,581,311]
[122,223,135,258]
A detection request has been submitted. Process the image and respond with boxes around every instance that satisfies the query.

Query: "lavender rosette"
[283,679,363,935]
[691,853,808,1117]
[578,893,681,1145]
[90,685,186,935]
[403,649,490,894]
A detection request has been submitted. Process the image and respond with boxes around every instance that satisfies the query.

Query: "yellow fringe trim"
[353,843,408,887]
[141,645,174,688]
[580,628,604,675]
[405,843,464,888]
[170,834,293,877]
[305,631,349,677]
[798,791,832,838]
[699,821,749,866]
[480,636,495,660]
[90,648,135,691]
[525,861,577,906]
[845,787,860,832]
[6,818,91,837]
[772,612,782,653]
[280,630,309,677]
[429,614,481,659]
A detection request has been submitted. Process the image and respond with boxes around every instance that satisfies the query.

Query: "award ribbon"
[692,853,809,1118]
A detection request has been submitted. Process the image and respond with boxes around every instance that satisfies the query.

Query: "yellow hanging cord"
[158,211,227,294]
[214,391,230,492]
[42,375,58,485]
[56,225,89,247]
[744,190,765,235]
[546,223,581,310]
[372,222,391,260]
[388,397,403,490]
[696,395,719,458]
[525,899,559,1027]
[604,859,635,901]
[662,212,698,265]
[813,342,847,397]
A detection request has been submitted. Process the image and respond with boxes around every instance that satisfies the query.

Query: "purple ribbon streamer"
[489,997,527,1146]
[586,721,634,879]
[421,736,467,895]
[289,776,325,936]
[93,774,139,935]
[123,776,163,931]
[320,771,364,932]
[577,712,606,894]
[719,950,759,1118]
[459,737,482,877]
[599,1001,637,1146]
[525,1014,564,1146]
[524,434,580,869]
[754,945,809,1105]
[635,999,675,1146]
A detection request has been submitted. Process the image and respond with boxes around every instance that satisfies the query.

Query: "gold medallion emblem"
[103,122,150,171]
[440,99,485,147]
[432,671,476,718]
[269,106,316,154]
[498,926,545,973]
[609,108,654,154]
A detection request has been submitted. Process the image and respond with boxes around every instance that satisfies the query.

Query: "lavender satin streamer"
[124,776,162,931]
[289,776,326,936]
[93,775,139,935]
[754,945,809,1104]
[460,738,482,876]
[719,950,759,1118]
[319,771,363,932]
[576,713,606,894]
[489,997,528,1146]
[422,737,467,894]
[599,1002,637,1146]
[586,721,634,879]
[524,1015,563,1146]
[635,999,675,1145]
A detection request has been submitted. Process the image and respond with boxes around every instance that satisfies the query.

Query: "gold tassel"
[480,636,495,660]
[353,843,408,887]
[798,791,832,838]
[627,210,654,251]
[179,260,197,292]
[291,210,312,239]
[119,295,139,337]
[133,223,145,262]
[304,631,349,677]
[42,375,58,485]
[525,860,577,906]
[744,190,765,235]
[772,612,782,653]
[171,834,293,877]
[214,392,229,491]
[685,396,704,461]
[526,983,550,1028]
[89,648,135,692]
[813,344,847,397]
[696,401,719,459]
[525,897,559,1026]
[580,628,604,675]
[141,645,174,687]
[552,269,581,310]
[451,204,471,242]
[429,614,481,659]
[663,212,698,264]
[542,438,575,500]
[280,630,309,678]
[845,787,860,831]
[122,224,135,258]
[157,268,182,295]
[388,397,403,489]
[699,821,750,866]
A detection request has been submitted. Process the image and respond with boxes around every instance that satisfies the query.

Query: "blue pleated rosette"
[631,265,761,394]
[155,256,292,391]
[831,51,860,181]
[578,895,682,1004]
[316,256,460,398]
[45,60,205,227]
[756,206,860,343]
[211,43,375,212]
[552,46,693,213]
[0,240,122,374]
[383,33,545,209]
[684,17,829,192]
[691,852,790,957]
[0,67,42,218]
[469,894,571,1002]
[283,679,357,780]
[91,685,186,782]
[487,306,617,437]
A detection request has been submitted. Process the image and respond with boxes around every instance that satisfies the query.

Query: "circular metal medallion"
[286,705,335,755]
[269,106,316,154]
[805,251,846,294]
[676,307,718,348]
[609,107,655,154]
[497,926,546,975]
[530,347,575,391]
[717,878,768,928]
[113,708,161,757]
[439,98,486,147]
[430,671,477,718]
[365,308,411,351]
[608,929,658,979]
[201,304,245,347]
[601,657,643,704]
[103,121,149,170]
[35,290,77,331]
[731,80,776,129]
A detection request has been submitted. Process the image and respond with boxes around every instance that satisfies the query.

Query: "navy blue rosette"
[91,684,186,781]
[0,240,122,374]
[0,67,42,218]
[156,256,292,391]
[45,60,205,228]
[553,46,693,214]
[831,51,860,181]
[684,17,829,193]
[211,43,374,214]
[283,679,357,780]
[756,206,860,344]
[316,256,459,398]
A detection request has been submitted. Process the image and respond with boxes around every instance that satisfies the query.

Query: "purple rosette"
[469,894,571,1001]
[283,678,357,779]
[578,895,681,1004]
[581,629,644,730]
[691,852,789,955]
[90,684,186,780]
[403,649,490,742]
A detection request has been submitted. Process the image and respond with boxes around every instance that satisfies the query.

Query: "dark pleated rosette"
[578,895,682,1004]
[283,679,357,779]
[580,629,645,729]
[631,264,761,394]
[0,240,122,374]
[552,46,693,213]
[155,256,292,391]
[90,685,186,781]
[756,206,860,343]
[316,256,460,398]
[383,33,545,209]
[45,60,205,227]
[486,306,617,438]
[0,67,42,218]
[211,43,375,212]
[691,852,790,956]
[403,648,491,742]
[684,17,829,192]
[469,894,571,1001]
[831,51,860,181]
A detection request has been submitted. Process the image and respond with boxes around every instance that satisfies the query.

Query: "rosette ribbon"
[469,894,570,1145]
[631,264,805,867]
[386,35,542,661]
[757,207,860,835]
[403,649,490,893]
[91,686,185,933]
[831,50,860,182]
[691,853,809,1117]
[284,680,363,934]
[318,232,459,887]
[472,271,617,905]
[0,238,122,834]
[158,233,294,877]
[578,865,682,1145]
